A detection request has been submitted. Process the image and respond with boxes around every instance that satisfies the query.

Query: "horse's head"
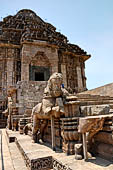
[45,72,63,97]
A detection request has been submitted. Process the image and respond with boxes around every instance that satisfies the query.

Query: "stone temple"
[0,9,90,118]
[1,9,113,170]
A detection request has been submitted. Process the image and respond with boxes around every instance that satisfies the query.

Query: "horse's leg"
[32,114,40,143]
[40,119,48,142]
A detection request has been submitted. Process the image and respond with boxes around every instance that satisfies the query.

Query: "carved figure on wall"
[7,96,13,129]
[6,87,18,129]
[32,72,69,142]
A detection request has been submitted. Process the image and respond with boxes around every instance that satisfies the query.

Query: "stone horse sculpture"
[32,72,69,143]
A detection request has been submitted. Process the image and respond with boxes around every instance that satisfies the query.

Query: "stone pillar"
[82,66,87,90]
[50,48,58,74]
[21,44,30,81]
[82,133,88,160]
[51,57,58,74]
[7,59,14,87]
[21,63,29,81]
[61,64,67,88]
[51,65,58,74]
[81,61,87,90]
[51,115,56,151]
[76,65,83,92]
[0,60,6,96]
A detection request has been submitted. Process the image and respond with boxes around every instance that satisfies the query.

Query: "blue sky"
[1,0,113,90]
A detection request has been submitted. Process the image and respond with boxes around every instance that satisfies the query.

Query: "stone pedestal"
[61,117,80,155]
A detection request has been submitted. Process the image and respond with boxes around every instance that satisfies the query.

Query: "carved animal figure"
[32,72,69,142]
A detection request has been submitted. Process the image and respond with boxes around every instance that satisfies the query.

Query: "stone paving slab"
[7,142,28,170]
[0,129,14,170]
[6,129,113,170]
[2,129,28,170]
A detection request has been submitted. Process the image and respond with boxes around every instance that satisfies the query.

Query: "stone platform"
[6,129,113,170]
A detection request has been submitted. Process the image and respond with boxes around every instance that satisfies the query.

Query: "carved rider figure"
[32,72,69,142]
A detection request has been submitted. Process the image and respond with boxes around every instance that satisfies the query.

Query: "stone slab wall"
[17,81,47,115]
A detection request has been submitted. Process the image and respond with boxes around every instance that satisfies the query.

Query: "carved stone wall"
[0,46,20,98]
[58,51,87,93]
[21,41,58,81]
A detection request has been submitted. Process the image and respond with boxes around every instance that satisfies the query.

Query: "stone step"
[5,129,28,170]
[5,129,113,170]
[0,129,14,170]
